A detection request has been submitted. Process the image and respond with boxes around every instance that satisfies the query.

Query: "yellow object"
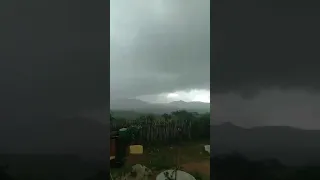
[129,145,143,154]
[110,156,115,160]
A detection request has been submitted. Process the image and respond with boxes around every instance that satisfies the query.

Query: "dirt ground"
[182,160,210,176]
[111,141,210,180]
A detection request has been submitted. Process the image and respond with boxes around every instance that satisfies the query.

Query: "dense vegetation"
[111,110,210,144]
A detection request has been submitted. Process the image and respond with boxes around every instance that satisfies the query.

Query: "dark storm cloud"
[212,1,320,97]
[110,0,210,99]
[212,0,320,129]
[0,1,108,116]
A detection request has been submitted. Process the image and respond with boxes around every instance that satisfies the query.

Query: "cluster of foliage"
[111,110,210,145]
[212,153,320,180]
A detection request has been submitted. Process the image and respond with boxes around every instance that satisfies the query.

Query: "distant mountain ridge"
[110,98,210,114]
[75,99,209,123]
[211,122,320,165]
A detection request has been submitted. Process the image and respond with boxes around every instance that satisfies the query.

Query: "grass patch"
[146,148,176,171]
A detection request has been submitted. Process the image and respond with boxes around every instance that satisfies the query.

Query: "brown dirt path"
[181,160,210,176]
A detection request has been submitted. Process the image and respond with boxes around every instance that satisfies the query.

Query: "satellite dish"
[204,145,210,154]
[156,170,196,180]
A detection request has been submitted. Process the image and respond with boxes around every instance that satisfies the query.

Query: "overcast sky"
[110,0,210,103]
[3,0,320,130]
[212,1,320,129]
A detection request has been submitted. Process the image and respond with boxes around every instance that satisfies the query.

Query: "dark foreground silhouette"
[3,154,320,180]
[0,165,14,180]
[0,164,108,180]
[0,154,107,180]
[212,153,320,180]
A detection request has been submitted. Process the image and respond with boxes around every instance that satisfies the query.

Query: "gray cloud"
[0,0,210,118]
[213,2,320,97]
[212,1,320,129]
[111,0,210,99]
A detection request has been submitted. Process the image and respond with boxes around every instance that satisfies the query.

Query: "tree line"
[111,110,210,144]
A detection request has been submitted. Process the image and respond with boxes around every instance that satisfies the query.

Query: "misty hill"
[168,100,209,110]
[110,98,210,114]
[211,123,320,165]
